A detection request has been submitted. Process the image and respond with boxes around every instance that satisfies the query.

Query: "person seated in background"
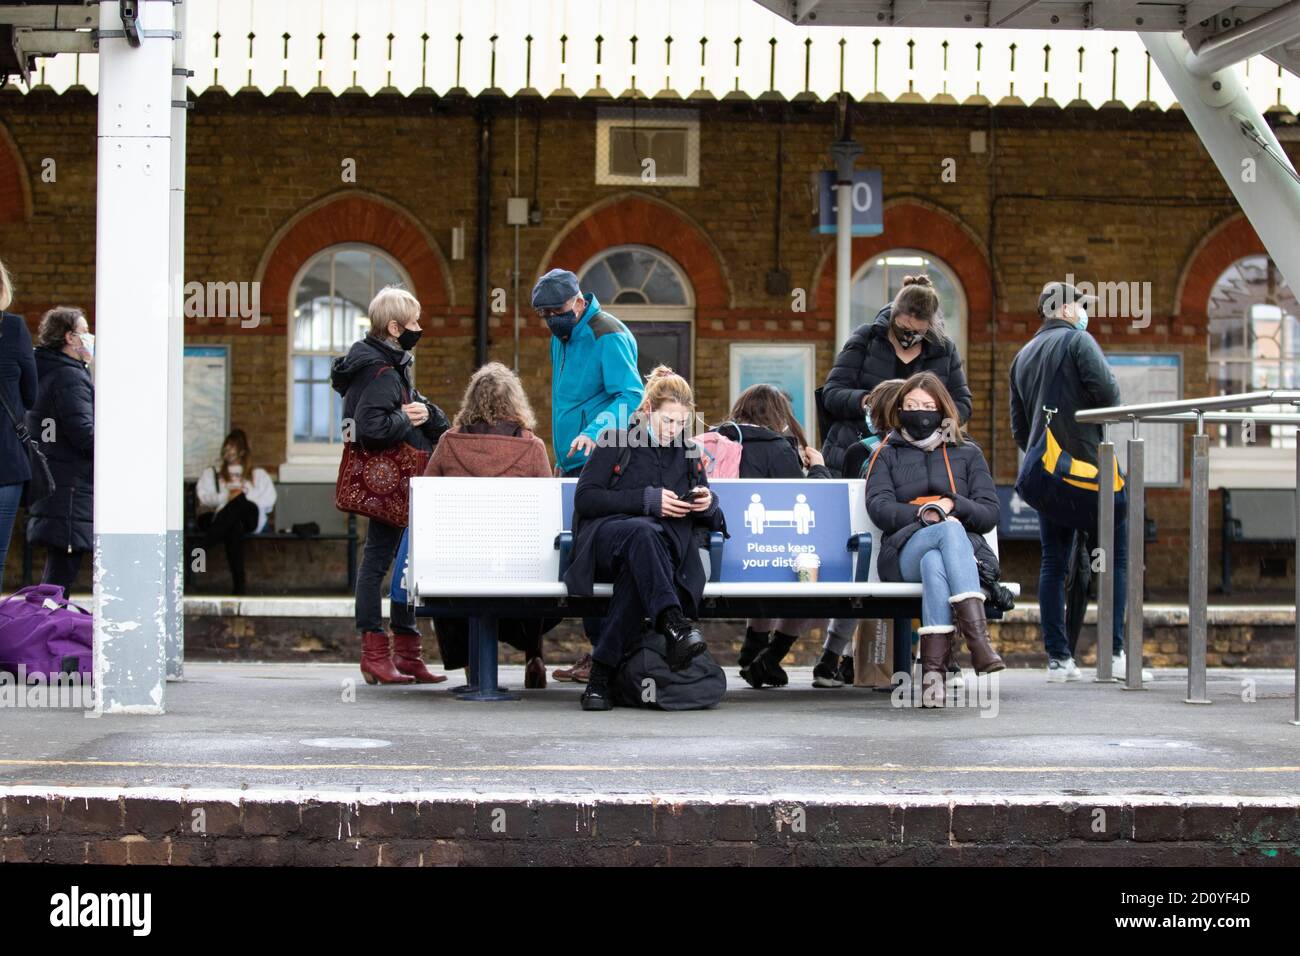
[816,378,906,689]
[565,366,726,712]
[195,428,277,595]
[709,383,833,689]
[863,371,1005,707]
[421,362,557,689]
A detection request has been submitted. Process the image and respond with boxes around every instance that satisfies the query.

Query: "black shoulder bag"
[0,388,55,507]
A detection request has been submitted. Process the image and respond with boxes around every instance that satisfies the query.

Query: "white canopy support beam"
[1143,30,1300,298]
[165,0,187,681]
[92,0,175,715]
[1185,0,1300,75]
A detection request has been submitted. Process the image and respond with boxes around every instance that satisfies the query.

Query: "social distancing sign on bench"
[559,479,866,584]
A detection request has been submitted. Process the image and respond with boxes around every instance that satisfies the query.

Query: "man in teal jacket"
[532,267,645,682]
[532,268,644,476]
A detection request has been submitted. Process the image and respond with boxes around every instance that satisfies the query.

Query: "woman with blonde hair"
[0,259,37,593]
[421,362,555,687]
[565,366,727,711]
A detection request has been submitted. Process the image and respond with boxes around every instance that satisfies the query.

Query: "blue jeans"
[0,482,22,594]
[1038,507,1128,661]
[898,520,983,628]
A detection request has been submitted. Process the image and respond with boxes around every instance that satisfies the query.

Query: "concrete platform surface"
[1,662,1297,799]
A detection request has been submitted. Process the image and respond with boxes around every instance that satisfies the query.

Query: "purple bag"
[0,584,94,680]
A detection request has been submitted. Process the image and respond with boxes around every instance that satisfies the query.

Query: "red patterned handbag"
[334,367,430,528]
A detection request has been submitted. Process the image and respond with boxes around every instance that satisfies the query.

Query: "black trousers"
[42,548,86,595]
[590,517,683,669]
[356,516,416,636]
[198,495,259,594]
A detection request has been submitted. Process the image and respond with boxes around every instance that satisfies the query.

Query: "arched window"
[577,245,695,381]
[288,244,410,457]
[1208,255,1299,448]
[851,249,967,356]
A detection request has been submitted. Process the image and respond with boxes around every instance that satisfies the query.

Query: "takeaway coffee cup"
[794,551,820,583]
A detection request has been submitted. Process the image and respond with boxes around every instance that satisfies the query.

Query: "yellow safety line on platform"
[1,759,1299,773]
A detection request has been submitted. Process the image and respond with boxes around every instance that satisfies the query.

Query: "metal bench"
[1221,488,1298,594]
[183,481,358,592]
[404,477,1019,702]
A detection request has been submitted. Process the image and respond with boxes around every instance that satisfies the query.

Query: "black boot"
[813,648,844,688]
[743,631,798,688]
[738,626,771,670]
[836,654,855,687]
[657,607,707,671]
[580,660,615,711]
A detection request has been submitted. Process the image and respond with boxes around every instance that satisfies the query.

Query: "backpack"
[0,584,94,680]
[610,629,727,710]
[693,425,743,479]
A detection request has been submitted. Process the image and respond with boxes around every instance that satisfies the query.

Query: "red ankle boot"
[360,631,416,685]
[391,632,446,684]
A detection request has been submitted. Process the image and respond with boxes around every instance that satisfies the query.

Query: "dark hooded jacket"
[711,422,832,480]
[864,431,1000,582]
[565,420,727,617]
[330,336,450,453]
[821,305,972,476]
[0,312,38,486]
[26,347,94,552]
[1009,319,1122,469]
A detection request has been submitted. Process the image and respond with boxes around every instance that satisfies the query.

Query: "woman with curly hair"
[421,362,555,687]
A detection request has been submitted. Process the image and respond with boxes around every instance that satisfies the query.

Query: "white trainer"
[1113,651,1155,682]
[1047,657,1082,682]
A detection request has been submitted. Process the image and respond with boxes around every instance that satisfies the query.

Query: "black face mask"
[892,324,923,349]
[899,409,942,439]
[395,327,423,351]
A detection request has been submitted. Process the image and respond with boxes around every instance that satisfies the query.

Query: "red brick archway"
[1176,213,1267,322]
[539,194,731,310]
[810,199,993,337]
[0,121,31,224]
[253,191,452,334]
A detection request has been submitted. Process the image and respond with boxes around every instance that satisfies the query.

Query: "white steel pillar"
[1143,31,1300,295]
[93,0,176,714]
[165,0,188,681]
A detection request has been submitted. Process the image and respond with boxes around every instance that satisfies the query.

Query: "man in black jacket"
[1010,281,1130,683]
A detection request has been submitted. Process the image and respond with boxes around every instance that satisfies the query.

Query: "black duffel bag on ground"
[611,629,727,711]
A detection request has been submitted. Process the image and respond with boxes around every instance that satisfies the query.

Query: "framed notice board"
[1104,353,1183,488]
[183,345,230,479]
[728,343,816,440]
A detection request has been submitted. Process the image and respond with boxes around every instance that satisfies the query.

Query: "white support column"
[93,0,175,714]
[165,0,188,681]
[1143,31,1300,295]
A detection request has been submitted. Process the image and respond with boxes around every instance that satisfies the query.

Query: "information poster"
[1104,354,1182,488]
[728,343,816,440]
[183,345,230,479]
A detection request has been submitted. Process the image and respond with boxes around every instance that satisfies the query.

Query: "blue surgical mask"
[1074,306,1089,332]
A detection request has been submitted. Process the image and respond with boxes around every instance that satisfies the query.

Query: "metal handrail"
[1076,390,1300,423]
[1073,390,1299,725]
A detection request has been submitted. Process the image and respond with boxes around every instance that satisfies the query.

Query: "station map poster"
[1104,354,1182,488]
[728,343,816,440]
[183,345,230,479]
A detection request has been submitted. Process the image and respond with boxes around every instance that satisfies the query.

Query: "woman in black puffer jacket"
[821,275,972,478]
[707,384,831,689]
[864,371,1004,706]
[26,307,94,594]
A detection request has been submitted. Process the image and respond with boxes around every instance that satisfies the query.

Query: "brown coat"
[423,426,552,478]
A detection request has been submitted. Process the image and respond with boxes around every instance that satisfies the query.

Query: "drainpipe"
[475,107,492,367]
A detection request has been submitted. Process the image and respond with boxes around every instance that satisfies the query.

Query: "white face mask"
[78,331,94,358]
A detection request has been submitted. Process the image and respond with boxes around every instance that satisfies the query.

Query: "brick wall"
[0,85,1295,596]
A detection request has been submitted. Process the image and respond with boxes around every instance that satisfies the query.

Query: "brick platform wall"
[1,86,1296,596]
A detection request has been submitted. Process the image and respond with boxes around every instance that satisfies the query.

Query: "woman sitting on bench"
[422,362,558,689]
[864,371,1005,707]
[566,366,726,712]
[195,429,277,595]
[712,383,834,690]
